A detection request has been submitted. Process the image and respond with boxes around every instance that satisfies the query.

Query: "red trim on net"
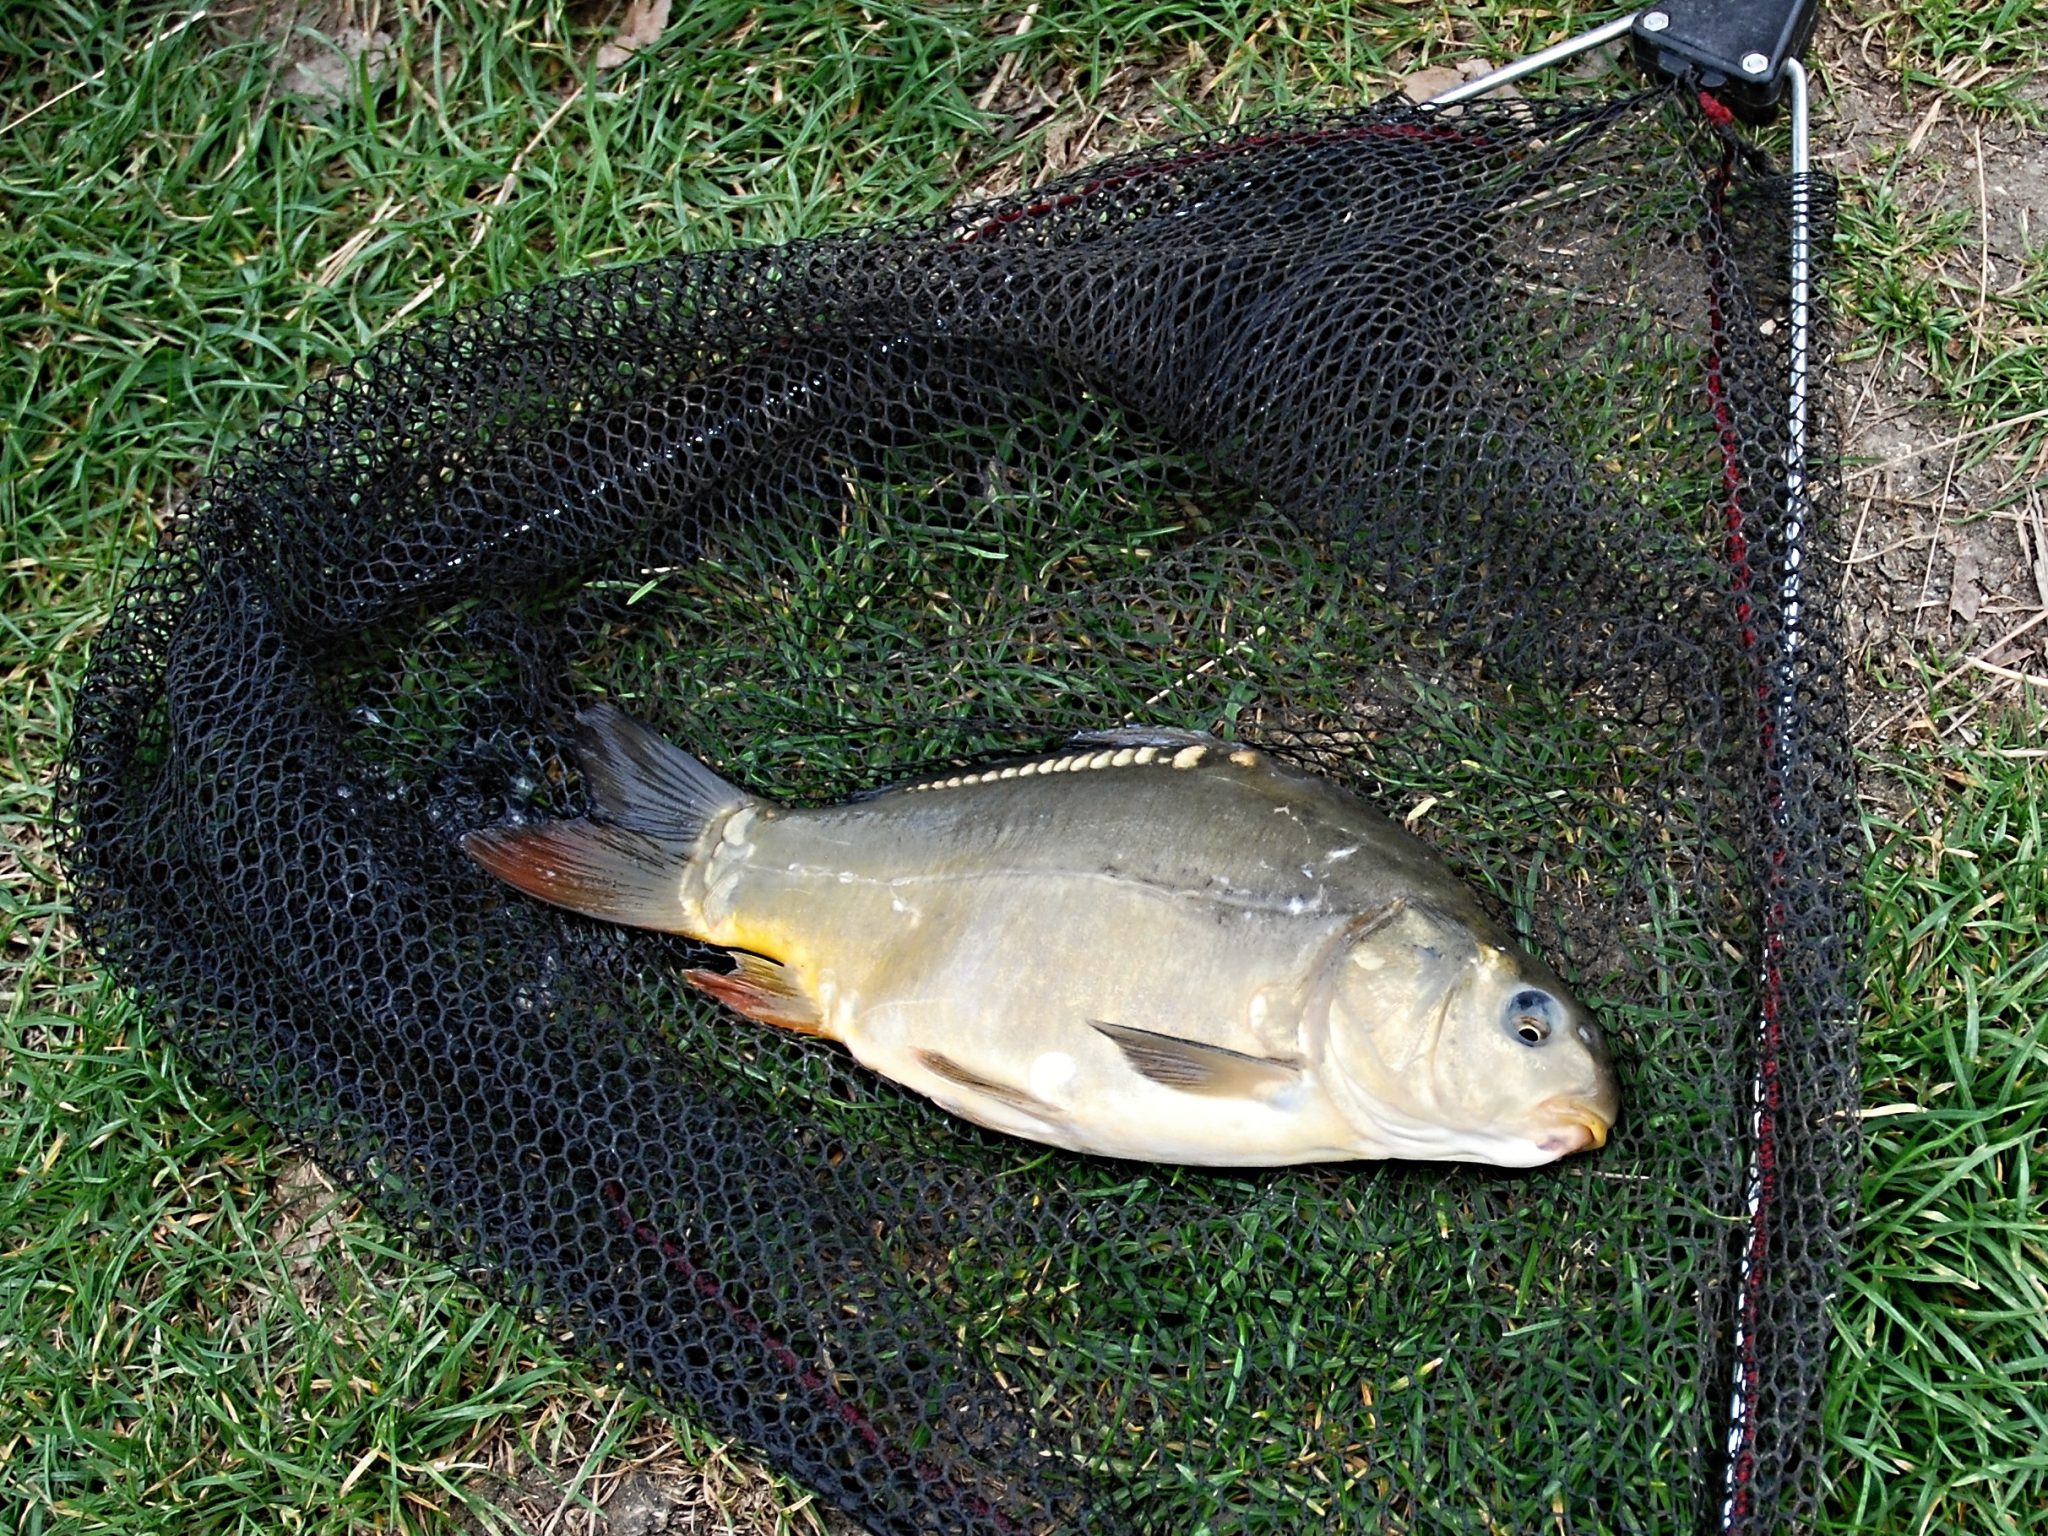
[601,1178,1023,1534]
[951,120,1487,245]
[1699,100,1789,1533]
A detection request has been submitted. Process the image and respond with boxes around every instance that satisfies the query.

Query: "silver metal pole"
[1422,12,1641,106]
[1719,55,1813,1536]
[1785,57,1812,587]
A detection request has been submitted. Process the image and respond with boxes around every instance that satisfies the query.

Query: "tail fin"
[463,705,751,932]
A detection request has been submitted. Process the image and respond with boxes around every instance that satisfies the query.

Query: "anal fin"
[1092,1021,1303,1101]
[685,952,827,1037]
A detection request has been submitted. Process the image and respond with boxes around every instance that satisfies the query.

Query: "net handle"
[1430,25,1820,1532]
[1718,55,1815,1536]
[1420,12,1643,106]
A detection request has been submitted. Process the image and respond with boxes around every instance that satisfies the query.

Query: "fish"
[465,706,1620,1168]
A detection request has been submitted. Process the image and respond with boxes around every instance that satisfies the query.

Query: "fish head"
[1318,902,1620,1166]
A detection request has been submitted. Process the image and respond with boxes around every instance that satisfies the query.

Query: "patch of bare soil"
[1812,22,2048,745]
[950,28,1218,203]
[449,1414,868,1536]
[208,0,398,115]
[269,1153,351,1274]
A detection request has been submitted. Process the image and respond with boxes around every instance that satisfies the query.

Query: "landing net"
[62,85,1859,1535]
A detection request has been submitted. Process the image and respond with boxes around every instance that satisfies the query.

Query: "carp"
[467,706,1619,1167]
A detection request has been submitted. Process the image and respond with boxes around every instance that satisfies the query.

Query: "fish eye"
[1504,989,1560,1047]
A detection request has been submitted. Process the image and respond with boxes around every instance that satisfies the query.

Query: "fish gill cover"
[59,86,1859,1535]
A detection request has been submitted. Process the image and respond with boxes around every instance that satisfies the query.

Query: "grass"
[1829,703,2048,1535]
[1823,4,2048,472]
[1832,173,2048,448]
[1861,0,2048,116]
[4,1,2045,1532]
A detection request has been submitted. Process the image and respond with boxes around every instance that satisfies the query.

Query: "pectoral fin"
[1091,1021,1303,1101]
[685,952,827,1036]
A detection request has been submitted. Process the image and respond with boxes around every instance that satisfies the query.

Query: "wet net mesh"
[62,85,1859,1535]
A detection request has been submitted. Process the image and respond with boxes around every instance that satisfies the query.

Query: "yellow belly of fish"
[697,848,1370,1164]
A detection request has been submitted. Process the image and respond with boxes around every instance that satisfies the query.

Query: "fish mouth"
[1534,1097,1612,1156]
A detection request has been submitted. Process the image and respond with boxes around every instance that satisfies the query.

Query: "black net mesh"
[61,86,1859,1535]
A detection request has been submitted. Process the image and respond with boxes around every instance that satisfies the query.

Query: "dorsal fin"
[873,727,1248,799]
[1069,726,1234,751]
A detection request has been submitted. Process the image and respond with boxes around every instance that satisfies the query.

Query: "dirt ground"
[1815,26,2048,748]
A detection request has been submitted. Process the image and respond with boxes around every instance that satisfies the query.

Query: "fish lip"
[1534,1096,1612,1155]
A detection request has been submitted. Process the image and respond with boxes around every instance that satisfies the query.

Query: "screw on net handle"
[1420,3,1817,126]
[1632,0,1819,121]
